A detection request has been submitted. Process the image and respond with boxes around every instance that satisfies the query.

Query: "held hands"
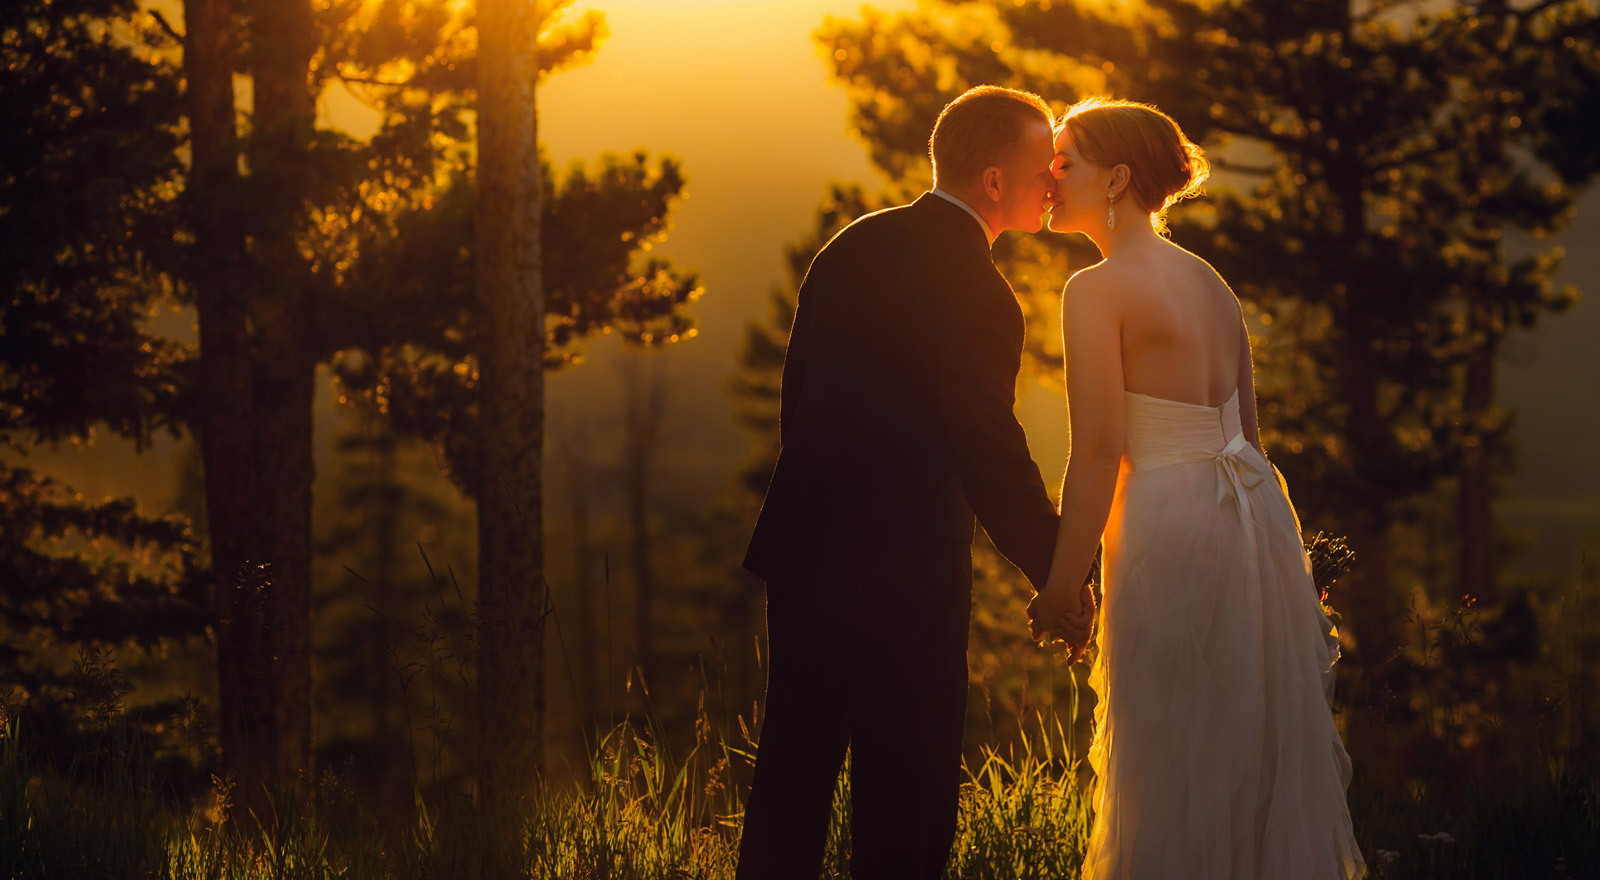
[1027,579,1097,664]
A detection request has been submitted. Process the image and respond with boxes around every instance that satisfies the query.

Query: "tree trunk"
[1459,1,1509,608]
[562,434,601,730]
[475,0,547,814]
[371,424,401,742]
[1459,0,1514,781]
[245,0,318,816]
[1459,338,1496,604]
[1324,23,1398,764]
[623,354,665,678]
[183,0,269,826]
[1336,327,1393,674]
[1327,126,1393,673]
[1333,305,1399,771]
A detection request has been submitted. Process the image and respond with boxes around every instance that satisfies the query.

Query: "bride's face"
[1046,127,1112,234]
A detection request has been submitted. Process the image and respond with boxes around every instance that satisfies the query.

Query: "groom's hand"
[1058,583,1096,663]
[1032,582,1096,663]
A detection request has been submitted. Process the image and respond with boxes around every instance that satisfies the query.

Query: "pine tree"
[313,408,461,817]
[317,4,702,807]
[0,0,207,755]
[5,0,701,821]
[473,0,550,814]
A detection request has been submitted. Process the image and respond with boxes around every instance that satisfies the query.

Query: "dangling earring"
[1106,189,1117,231]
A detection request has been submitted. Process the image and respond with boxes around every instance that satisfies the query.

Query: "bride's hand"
[1028,580,1097,660]
[1027,581,1083,642]
[1055,582,1097,663]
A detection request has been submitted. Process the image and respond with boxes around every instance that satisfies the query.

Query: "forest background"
[4,0,1599,863]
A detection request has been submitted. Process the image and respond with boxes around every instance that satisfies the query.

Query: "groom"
[738,86,1092,879]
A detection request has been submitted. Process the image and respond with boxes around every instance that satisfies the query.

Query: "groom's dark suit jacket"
[744,192,1059,591]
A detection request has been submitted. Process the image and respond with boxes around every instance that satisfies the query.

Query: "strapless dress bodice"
[1125,389,1243,467]
[1124,389,1271,504]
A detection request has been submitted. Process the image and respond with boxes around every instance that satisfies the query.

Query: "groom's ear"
[982,165,1004,202]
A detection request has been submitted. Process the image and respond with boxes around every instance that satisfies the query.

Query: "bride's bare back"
[1069,237,1261,453]
[1111,239,1243,407]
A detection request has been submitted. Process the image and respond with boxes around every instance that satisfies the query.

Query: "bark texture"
[184,0,267,825]
[1458,0,1510,608]
[624,356,665,678]
[186,0,318,824]
[476,0,548,812]
[246,0,318,815]
[1324,18,1398,765]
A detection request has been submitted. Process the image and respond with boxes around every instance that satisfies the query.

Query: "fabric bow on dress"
[1213,432,1270,508]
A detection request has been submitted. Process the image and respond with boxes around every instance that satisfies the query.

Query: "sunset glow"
[5,0,1599,871]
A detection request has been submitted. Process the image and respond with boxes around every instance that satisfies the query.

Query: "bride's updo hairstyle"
[1062,97,1209,233]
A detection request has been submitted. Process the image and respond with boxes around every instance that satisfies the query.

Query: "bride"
[1025,97,1367,880]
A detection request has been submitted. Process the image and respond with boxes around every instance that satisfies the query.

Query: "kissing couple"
[738,87,1365,880]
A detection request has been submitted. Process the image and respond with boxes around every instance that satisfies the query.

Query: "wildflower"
[1416,831,1455,844]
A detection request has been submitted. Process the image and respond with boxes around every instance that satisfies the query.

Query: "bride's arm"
[1029,268,1126,637]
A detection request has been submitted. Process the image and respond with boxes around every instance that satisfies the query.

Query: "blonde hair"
[930,86,1054,188]
[1063,97,1209,233]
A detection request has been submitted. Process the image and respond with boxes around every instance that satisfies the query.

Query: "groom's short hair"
[929,86,1054,188]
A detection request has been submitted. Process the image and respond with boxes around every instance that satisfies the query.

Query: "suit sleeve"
[932,281,1060,591]
[778,275,813,448]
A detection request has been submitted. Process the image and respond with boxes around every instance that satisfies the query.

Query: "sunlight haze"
[36,0,1600,579]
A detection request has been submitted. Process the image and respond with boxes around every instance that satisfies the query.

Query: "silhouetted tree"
[473,0,553,813]
[319,5,702,808]
[5,0,701,822]
[0,0,208,751]
[243,0,319,810]
[313,407,462,816]
[332,154,702,493]
[621,353,666,678]
[557,429,603,730]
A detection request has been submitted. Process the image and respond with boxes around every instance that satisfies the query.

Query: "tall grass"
[3,538,1595,877]
[0,708,1086,879]
[3,703,1599,877]
[949,717,1092,878]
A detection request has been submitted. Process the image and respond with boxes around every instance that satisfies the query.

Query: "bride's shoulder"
[1063,259,1133,306]
[1162,239,1233,288]
[1059,262,1130,329]
[1064,259,1123,290]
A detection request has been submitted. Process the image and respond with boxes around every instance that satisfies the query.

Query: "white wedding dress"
[1083,389,1366,880]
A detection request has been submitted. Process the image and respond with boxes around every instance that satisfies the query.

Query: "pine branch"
[149,10,184,43]
[1366,141,1458,175]
[335,67,413,87]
